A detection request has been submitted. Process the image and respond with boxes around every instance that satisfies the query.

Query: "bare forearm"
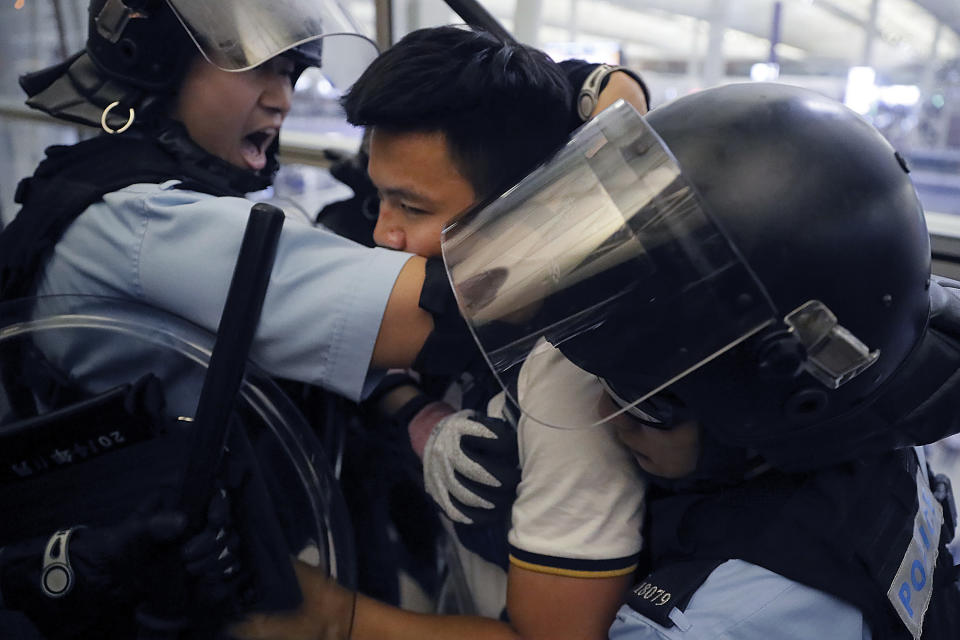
[372,256,433,369]
[231,562,521,640]
[353,593,520,640]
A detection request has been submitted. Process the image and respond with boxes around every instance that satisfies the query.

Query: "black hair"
[342,26,573,199]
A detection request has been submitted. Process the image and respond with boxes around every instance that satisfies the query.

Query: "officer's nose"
[373,209,405,251]
[261,74,293,120]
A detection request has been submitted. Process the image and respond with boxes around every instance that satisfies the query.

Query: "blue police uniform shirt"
[609,559,873,640]
[33,180,413,403]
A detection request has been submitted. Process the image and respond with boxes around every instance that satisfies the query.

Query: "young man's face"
[367,128,477,258]
[172,56,294,172]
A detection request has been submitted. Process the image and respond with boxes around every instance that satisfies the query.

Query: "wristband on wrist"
[577,63,630,121]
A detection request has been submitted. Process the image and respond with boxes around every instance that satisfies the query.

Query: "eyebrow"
[378,186,438,208]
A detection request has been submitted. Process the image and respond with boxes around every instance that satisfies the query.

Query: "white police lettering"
[633,581,671,607]
[6,430,128,478]
[886,465,943,639]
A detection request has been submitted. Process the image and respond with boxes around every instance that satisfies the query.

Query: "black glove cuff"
[392,393,435,429]
[0,536,47,607]
[363,371,419,410]
[412,258,480,376]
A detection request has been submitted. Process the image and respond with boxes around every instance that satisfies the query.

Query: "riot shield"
[0,294,355,609]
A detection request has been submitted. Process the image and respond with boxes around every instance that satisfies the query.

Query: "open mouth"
[240,128,277,171]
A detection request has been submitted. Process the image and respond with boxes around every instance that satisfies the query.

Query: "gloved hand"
[1,493,246,639]
[138,450,254,633]
[420,409,520,525]
[1,505,184,638]
[180,487,247,617]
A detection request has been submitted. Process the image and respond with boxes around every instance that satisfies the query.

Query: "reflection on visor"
[442,100,778,429]
[601,377,663,424]
[166,0,378,88]
[600,378,693,429]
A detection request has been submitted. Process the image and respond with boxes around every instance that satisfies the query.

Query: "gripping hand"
[422,410,519,525]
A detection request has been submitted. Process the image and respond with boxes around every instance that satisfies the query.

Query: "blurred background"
[2,1,959,231]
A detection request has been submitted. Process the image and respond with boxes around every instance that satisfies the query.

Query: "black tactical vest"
[628,448,959,640]
[0,125,268,302]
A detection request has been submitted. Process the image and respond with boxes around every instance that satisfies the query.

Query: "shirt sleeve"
[129,184,413,402]
[608,560,873,640]
[507,341,646,578]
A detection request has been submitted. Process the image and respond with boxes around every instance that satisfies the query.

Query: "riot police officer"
[438,83,960,639]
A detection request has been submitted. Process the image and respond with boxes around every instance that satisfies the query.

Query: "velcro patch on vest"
[886,465,943,640]
[0,383,160,482]
[626,559,723,627]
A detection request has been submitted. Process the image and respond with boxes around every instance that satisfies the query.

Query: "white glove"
[421,409,519,525]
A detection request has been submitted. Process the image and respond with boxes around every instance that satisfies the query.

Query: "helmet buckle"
[95,0,139,43]
[784,300,880,389]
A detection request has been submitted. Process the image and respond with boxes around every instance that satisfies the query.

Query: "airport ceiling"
[476,0,960,81]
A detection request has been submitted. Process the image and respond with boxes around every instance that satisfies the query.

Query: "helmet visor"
[441,100,777,429]
[166,0,378,88]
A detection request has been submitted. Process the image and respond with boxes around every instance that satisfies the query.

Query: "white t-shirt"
[507,340,646,577]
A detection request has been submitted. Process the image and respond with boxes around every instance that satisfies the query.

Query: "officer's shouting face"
[366,128,476,258]
[172,55,295,173]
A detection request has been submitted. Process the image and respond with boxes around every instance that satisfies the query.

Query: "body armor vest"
[0,123,272,302]
[629,448,959,640]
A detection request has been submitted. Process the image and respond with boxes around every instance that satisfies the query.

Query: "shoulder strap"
[0,134,234,301]
[0,134,242,421]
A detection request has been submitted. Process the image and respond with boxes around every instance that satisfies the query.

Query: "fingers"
[144,511,189,543]
[446,470,496,509]
[428,478,473,524]
[449,493,505,526]
[207,488,231,528]
[449,473,515,526]
[424,410,521,523]
[182,529,241,577]
[449,450,502,488]
[461,430,518,461]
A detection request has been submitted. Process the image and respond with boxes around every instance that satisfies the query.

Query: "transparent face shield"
[441,101,779,429]
[166,0,378,90]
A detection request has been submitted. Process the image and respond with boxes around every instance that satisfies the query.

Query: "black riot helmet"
[442,83,960,471]
[19,0,377,132]
[85,0,196,93]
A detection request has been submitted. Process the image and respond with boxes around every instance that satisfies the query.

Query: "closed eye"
[400,202,428,215]
[376,189,432,216]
